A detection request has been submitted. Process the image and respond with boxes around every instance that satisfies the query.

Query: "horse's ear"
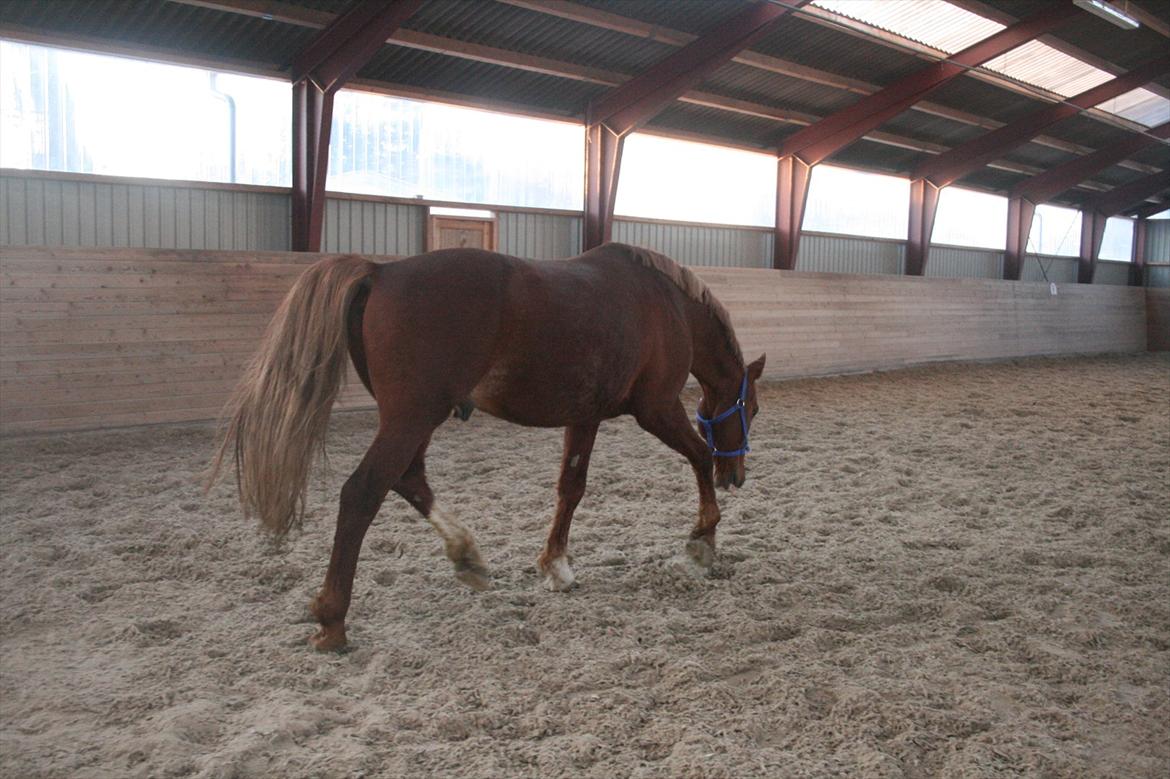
[747,353,766,381]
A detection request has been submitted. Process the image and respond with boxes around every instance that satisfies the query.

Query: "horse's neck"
[687,302,741,388]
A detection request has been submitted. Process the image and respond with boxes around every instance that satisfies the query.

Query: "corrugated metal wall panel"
[1093,260,1131,286]
[1147,220,1170,262]
[928,246,1003,279]
[1020,255,1078,284]
[496,211,581,260]
[1,171,1158,291]
[0,173,289,250]
[1145,265,1170,287]
[612,220,770,268]
[798,233,902,275]
[322,197,424,256]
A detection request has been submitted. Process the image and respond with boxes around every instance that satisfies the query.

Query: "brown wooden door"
[427,215,497,251]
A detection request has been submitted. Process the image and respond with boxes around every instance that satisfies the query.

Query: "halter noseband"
[695,375,750,458]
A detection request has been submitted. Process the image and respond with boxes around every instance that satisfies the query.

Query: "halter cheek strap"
[695,375,750,458]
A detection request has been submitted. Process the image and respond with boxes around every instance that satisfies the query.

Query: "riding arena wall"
[2,169,1167,436]
[0,243,1151,436]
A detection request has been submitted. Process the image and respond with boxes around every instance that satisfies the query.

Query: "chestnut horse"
[212,242,764,650]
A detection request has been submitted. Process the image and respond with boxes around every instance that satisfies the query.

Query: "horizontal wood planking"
[1,248,385,434]
[1,248,1148,435]
[1147,288,1170,352]
[693,267,1146,380]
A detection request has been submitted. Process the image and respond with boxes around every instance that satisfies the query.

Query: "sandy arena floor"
[1,354,1168,778]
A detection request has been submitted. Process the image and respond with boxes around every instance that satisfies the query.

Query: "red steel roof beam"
[778,4,1078,166]
[1002,122,1170,279]
[906,56,1170,276]
[1128,199,1170,219]
[771,4,1076,270]
[583,1,804,250]
[914,57,1170,188]
[1087,171,1170,220]
[1012,122,1170,204]
[291,0,423,252]
[1078,171,1170,283]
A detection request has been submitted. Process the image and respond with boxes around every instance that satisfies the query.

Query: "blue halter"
[695,375,750,458]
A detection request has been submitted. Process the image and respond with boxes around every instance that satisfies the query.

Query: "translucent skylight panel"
[812,0,1158,127]
[1095,88,1170,127]
[811,0,1003,54]
[982,40,1113,98]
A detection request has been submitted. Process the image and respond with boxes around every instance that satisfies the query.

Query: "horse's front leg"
[634,400,720,568]
[538,421,600,591]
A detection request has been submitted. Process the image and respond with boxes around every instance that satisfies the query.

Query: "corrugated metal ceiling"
[0,0,1165,210]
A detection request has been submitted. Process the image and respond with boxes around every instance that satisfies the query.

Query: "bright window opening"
[1028,204,1081,257]
[932,186,1007,250]
[803,164,909,240]
[614,133,775,227]
[1099,216,1134,261]
[328,91,583,210]
[0,40,290,185]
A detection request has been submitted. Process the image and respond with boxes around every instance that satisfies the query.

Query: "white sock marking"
[546,556,576,591]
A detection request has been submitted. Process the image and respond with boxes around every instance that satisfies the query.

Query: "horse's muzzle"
[715,467,745,490]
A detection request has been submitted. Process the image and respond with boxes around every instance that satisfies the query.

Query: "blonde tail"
[209,255,378,535]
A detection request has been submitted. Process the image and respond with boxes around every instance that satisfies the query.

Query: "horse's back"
[360,246,693,425]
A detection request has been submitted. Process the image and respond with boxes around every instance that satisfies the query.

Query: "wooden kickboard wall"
[1,248,385,435]
[1,247,1149,435]
[693,266,1147,380]
[1146,288,1170,352]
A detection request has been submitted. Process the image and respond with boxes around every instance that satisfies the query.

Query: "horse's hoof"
[308,625,347,652]
[685,537,715,569]
[543,556,577,592]
[454,559,492,591]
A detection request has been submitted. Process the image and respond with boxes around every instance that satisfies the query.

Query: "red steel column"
[1004,195,1037,281]
[1130,218,1148,287]
[583,123,624,250]
[290,0,424,251]
[582,1,802,250]
[292,81,334,253]
[1078,209,1109,284]
[906,178,942,276]
[773,155,812,270]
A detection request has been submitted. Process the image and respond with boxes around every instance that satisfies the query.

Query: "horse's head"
[697,354,765,490]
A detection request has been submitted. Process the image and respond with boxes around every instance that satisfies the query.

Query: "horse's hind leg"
[309,424,427,651]
[393,438,490,592]
[538,421,600,591]
[634,399,720,568]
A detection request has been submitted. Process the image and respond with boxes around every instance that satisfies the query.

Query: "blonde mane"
[625,245,743,363]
